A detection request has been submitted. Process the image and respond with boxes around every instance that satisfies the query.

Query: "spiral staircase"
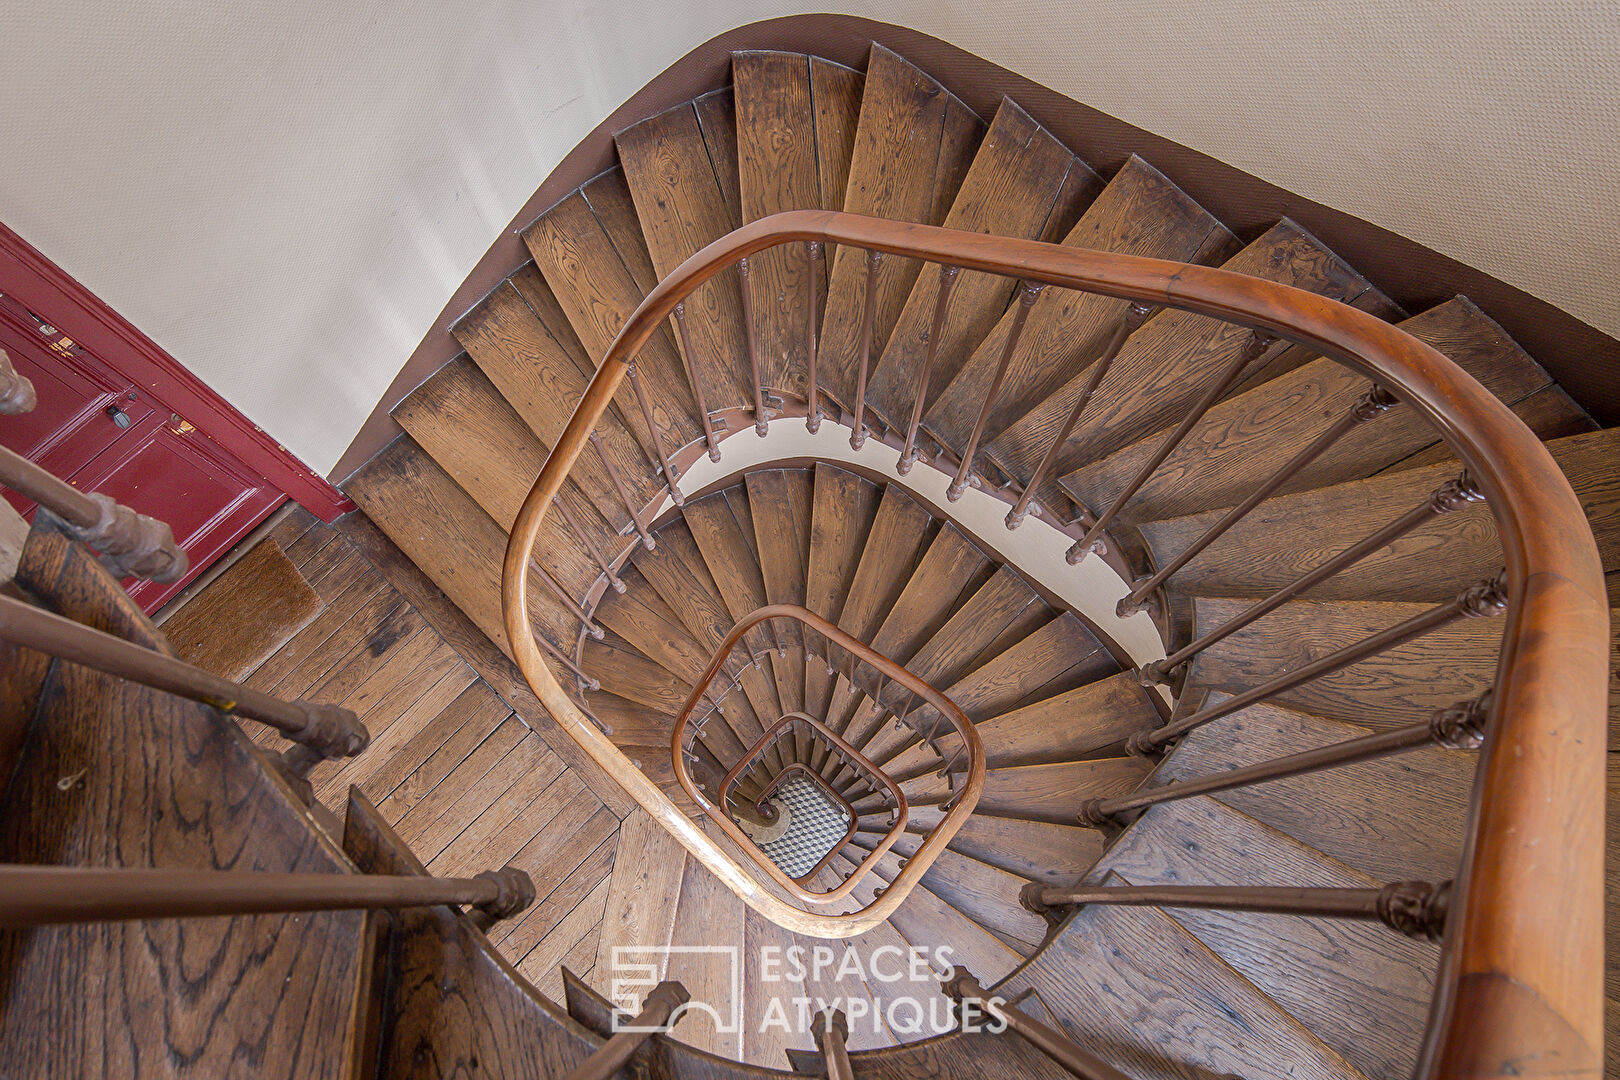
[0,39,1611,1080]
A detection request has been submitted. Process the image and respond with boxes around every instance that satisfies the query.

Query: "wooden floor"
[159,504,623,1001]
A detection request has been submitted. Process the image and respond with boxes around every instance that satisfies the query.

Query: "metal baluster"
[536,628,600,691]
[672,302,722,462]
[559,981,691,1080]
[1082,692,1490,823]
[737,257,770,436]
[949,282,1043,501]
[898,264,961,475]
[850,249,882,451]
[1116,384,1399,617]
[625,362,682,507]
[590,432,655,550]
[1130,571,1508,754]
[1067,328,1276,563]
[552,495,626,594]
[1018,881,1451,941]
[1006,302,1154,528]
[1139,471,1485,684]
[812,1009,855,1080]
[533,561,605,640]
[942,969,1135,1080]
[805,241,825,434]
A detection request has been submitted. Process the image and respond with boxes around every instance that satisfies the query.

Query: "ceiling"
[3,1,1615,475]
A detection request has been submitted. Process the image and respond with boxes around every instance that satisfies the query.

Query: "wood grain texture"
[0,530,367,1080]
[905,803,1106,886]
[1155,697,1477,882]
[734,52,824,397]
[895,756,1150,824]
[1187,595,1501,729]
[925,155,1226,454]
[985,218,1378,495]
[1097,797,1439,1080]
[865,98,1087,428]
[855,834,1048,953]
[164,536,320,680]
[815,45,982,407]
[1062,295,1556,524]
[617,101,753,411]
[1140,428,1620,603]
[999,893,1362,1080]
[809,57,863,212]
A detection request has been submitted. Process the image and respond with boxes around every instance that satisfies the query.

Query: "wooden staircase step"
[853,832,1048,953]
[785,1029,1079,1079]
[865,97,1099,428]
[1184,595,1500,729]
[815,45,983,408]
[163,534,322,682]
[984,219,1394,503]
[450,269,656,522]
[616,100,753,410]
[521,186,702,453]
[904,803,1106,886]
[0,528,371,1079]
[733,50,826,399]
[344,436,581,659]
[868,522,994,665]
[804,464,883,719]
[1139,427,1620,603]
[884,670,1159,779]
[746,468,814,722]
[592,566,712,687]
[681,484,777,661]
[926,154,1229,453]
[1061,297,1564,525]
[883,756,1150,824]
[1153,698,1475,882]
[997,879,1365,1080]
[583,630,692,716]
[1095,797,1438,1080]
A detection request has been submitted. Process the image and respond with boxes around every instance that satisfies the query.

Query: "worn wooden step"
[876,755,1151,824]
[0,527,372,1079]
[450,266,657,525]
[1061,297,1581,525]
[1152,697,1475,882]
[985,219,1396,507]
[882,670,1159,779]
[803,464,883,720]
[1095,796,1438,1080]
[925,154,1231,453]
[1182,596,1499,730]
[521,180,703,455]
[745,468,814,718]
[997,881,1365,1080]
[733,51,830,399]
[863,97,1099,428]
[851,832,1049,953]
[815,45,983,408]
[1138,427,1620,603]
[345,436,582,659]
[617,99,753,411]
[902,803,1106,886]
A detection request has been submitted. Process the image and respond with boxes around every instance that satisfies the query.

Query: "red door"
[0,292,285,611]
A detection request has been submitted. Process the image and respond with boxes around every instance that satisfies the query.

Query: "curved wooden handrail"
[503,211,1605,1070]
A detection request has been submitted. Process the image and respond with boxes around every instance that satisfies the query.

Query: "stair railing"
[503,210,1605,1071]
[671,604,976,914]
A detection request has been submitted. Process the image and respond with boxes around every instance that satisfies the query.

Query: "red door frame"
[0,220,353,521]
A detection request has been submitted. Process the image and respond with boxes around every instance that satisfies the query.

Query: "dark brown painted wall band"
[329,14,1619,484]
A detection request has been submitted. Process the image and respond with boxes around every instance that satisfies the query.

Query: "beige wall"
[3,1,1614,474]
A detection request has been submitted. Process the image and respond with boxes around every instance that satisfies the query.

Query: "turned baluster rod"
[0,864,534,927]
[812,1009,855,1080]
[1019,880,1451,941]
[1133,571,1507,753]
[805,241,826,434]
[949,281,1043,501]
[898,264,961,475]
[849,249,881,450]
[1007,302,1154,528]
[737,257,771,437]
[0,443,188,582]
[1117,385,1399,616]
[589,432,655,550]
[942,969,1134,1080]
[0,591,369,759]
[552,495,626,594]
[567,981,693,1080]
[1083,692,1490,823]
[0,349,35,414]
[532,558,604,640]
[1067,329,1275,564]
[625,363,683,507]
[1141,471,1485,683]
[671,301,723,462]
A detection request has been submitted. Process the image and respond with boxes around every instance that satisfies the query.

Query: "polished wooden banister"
[502,209,1606,1071]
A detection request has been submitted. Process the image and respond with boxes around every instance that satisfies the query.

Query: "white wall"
[3,1,1615,474]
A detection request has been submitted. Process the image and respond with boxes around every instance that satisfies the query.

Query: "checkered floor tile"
[758,775,851,879]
